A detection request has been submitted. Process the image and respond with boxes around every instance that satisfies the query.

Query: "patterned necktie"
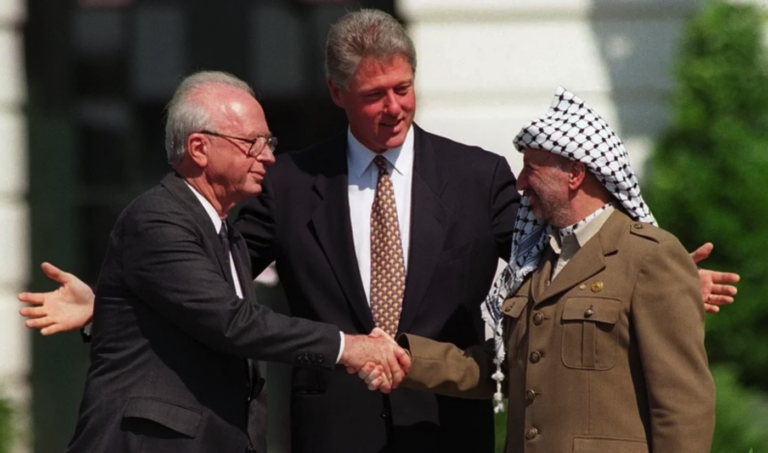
[370,155,406,338]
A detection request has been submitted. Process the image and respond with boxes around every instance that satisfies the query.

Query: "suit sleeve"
[121,201,340,369]
[631,237,716,452]
[398,333,497,399]
[233,171,278,279]
[489,155,520,263]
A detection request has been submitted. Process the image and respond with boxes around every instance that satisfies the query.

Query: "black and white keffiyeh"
[481,87,657,413]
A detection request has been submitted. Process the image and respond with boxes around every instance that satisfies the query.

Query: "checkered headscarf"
[481,87,656,413]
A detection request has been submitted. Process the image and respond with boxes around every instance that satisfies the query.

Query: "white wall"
[0,0,29,451]
[398,0,703,178]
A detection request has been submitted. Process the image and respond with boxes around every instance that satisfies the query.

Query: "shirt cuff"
[335,331,345,364]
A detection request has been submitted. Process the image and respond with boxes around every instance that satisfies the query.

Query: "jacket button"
[380,408,391,419]
[532,312,544,325]
[530,351,542,363]
[633,223,643,229]
[526,389,537,401]
[525,427,539,440]
[584,308,594,318]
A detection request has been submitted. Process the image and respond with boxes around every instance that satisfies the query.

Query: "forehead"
[198,85,267,133]
[523,147,572,168]
[351,55,414,89]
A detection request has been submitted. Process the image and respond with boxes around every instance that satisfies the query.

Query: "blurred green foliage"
[710,366,768,452]
[645,0,768,391]
[644,0,768,450]
[0,394,12,453]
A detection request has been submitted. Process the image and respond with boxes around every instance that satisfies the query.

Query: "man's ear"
[327,77,345,108]
[568,161,587,190]
[186,133,209,168]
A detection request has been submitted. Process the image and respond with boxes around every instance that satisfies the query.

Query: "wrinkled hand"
[18,262,95,335]
[690,243,740,313]
[340,328,411,393]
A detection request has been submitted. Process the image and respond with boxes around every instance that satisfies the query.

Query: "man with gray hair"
[20,8,736,453]
[62,70,409,453]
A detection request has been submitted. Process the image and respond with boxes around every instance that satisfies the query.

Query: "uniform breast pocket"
[561,297,620,370]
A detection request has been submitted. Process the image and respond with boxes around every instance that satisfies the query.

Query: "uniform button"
[584,308,594,318]
[525,427,539,440]
[532,312,544,325]
[530,351,542,363]
[317,356,324,364]
[526,389,537,401]
[633,223,643,229]
[380,408,391,419]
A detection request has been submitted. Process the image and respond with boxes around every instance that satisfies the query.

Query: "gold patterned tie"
[370,155,406,338]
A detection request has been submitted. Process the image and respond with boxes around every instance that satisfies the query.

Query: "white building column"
[0,0,29,451]
[398,0,703,177]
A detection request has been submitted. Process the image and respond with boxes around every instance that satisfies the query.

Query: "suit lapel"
[535,210,628,305]
[230,230,256,301]
[308,136,374,332]
[160,172,232,283]
[531,246,556,303]
[397,126,451,334]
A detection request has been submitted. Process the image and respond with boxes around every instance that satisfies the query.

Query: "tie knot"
[374,155,388,173]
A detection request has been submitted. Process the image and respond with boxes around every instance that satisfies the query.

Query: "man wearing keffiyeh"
[362,88,716,453]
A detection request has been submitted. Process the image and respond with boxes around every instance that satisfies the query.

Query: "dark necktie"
[221,221,254,390]
[219,221,234,284]
[370,155,406,338]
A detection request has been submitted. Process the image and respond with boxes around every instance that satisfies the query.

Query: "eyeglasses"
[198,130,278,157]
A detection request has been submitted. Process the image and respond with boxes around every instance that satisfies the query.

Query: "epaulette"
[628,222,664,244]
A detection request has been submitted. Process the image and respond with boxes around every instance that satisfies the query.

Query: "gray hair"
[325,9,417,91]
[165,71,255,165]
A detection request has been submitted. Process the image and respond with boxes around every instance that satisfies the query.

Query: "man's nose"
[516,171,528,191]
[384,90,402,116]
[260,146,276,165]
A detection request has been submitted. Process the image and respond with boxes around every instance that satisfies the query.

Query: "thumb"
[689,243,713,264]
[41,262,69,284]
[370,327,397,344]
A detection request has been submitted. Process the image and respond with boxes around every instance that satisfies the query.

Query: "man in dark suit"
[19,8,738,453]
[62,71,408,452]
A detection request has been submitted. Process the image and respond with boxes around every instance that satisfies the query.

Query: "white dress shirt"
[184,181,345,362]
[185,181,244,298]
[347,126,415,305]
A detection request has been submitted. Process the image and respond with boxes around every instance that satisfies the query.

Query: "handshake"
[339,328,411,393]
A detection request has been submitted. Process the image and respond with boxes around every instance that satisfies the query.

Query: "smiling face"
[188,84,276,205]
[328,55,416,153]
[516,147,572,227]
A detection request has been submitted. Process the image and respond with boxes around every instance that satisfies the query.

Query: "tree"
[645,0,768,392]
[644,1,768,449]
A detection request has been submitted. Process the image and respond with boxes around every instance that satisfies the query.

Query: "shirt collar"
[184,180,225,233]
[550,203,616,253]
[346,125,415,178]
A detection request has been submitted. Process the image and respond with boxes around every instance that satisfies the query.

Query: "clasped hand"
[339,328,410,394]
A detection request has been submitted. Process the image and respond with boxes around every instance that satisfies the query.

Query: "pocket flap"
[123,397,201,438]
[501,297,527,319]
[573,436,648,453]
[562,297,620,324]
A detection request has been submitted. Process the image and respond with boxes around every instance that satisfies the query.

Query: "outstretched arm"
[689,243,740,313]
[18,262,95,335]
